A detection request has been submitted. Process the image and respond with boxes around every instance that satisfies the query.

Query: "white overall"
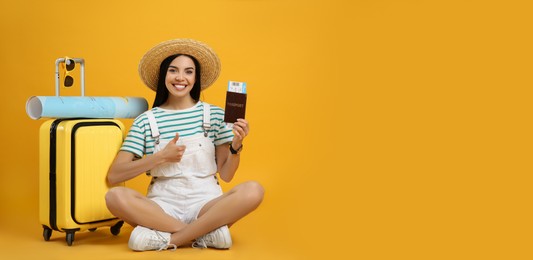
[145,103,222,223]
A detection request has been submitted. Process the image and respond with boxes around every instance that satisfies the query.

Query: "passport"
[224,81,247,123]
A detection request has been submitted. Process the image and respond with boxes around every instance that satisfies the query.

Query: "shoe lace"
[192,239,207,249]
[192,233,214,249]
[153,230,177,251]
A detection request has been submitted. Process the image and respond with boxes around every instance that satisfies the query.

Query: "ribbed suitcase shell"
[39,118,125,245]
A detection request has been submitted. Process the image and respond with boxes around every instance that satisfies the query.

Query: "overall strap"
[145,110,160,145]
[202,102,211,137]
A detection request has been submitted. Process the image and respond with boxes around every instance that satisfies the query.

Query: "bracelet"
[229,143,243,154]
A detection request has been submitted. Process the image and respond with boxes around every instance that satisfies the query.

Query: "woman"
[105,39,264,251]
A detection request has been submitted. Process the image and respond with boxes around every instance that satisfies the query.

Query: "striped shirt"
[120,102,234,158]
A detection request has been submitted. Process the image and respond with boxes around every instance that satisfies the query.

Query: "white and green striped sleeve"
[211,105,234,146]
[120,113,148,158]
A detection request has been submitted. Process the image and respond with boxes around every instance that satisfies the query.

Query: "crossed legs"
[105,180,264,247]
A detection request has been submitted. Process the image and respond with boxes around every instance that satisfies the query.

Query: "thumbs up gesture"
[169,132,180,145]
[162,133,186,163]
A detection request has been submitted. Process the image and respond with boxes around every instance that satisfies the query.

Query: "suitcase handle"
[55,58,85,96]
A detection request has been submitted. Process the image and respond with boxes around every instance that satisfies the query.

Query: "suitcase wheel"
[43,226,52,241]
[66,231,75,246]
[110,220,124,236]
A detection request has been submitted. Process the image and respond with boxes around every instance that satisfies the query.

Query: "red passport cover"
[224,91,247,123]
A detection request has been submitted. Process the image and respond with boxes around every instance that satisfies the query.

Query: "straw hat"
[138,38,221,91]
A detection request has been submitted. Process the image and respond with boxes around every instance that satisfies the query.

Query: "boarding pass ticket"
[228,81,247,94]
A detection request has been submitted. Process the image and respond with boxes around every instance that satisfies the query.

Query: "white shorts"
[147,175,223,224]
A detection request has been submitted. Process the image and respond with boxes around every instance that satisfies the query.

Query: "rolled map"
[26,96,148,120]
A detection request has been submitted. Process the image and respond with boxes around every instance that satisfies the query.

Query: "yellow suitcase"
[39,118,125,246]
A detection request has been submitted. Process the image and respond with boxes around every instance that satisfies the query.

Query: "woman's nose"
[175,73,184,80]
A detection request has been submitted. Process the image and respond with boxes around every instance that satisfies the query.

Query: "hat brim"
[138,39,221,91]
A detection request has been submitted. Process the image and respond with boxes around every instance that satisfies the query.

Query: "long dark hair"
[152,54,202,108]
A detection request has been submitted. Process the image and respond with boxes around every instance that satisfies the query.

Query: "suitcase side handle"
[55,58,85,97]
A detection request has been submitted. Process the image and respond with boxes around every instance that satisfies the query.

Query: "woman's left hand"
[232,118,249,148]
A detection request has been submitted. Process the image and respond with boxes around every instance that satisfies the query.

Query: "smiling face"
[163,55,197,107]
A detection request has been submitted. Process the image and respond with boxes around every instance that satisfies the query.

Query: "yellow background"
[1,0,532,259]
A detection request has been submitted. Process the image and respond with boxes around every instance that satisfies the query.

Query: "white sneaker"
[128,226,176,251]
[192,225,232,249]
